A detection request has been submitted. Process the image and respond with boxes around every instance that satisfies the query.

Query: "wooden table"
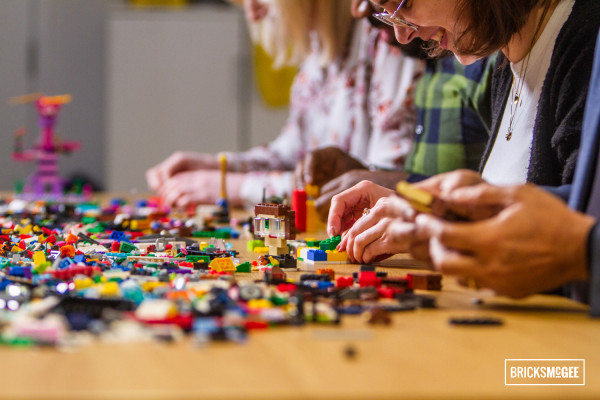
[0,238,598,400]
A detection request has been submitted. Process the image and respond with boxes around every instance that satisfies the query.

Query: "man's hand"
[415,184,596,298]
[295,146,366,190]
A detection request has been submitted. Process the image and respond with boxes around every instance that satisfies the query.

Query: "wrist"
[565,214,596,282]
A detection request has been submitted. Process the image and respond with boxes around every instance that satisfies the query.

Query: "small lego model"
[254,203,296,256]
[9,93,82,199]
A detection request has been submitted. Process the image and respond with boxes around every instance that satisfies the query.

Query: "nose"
[394,26,415,44]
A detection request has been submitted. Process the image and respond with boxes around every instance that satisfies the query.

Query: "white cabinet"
[106,4,288,192]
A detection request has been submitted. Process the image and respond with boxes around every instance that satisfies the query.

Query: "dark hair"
[452,0,555,58]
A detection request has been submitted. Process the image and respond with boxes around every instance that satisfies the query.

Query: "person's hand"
[315,169,408,221]
[327,180,395,237]
[244,0,269,22]
[295,146,366,190]
[413,169,485,198]
[415,184,596,298]
[157,170,245,208]
[340,195,419,263]
[146,152,219,192]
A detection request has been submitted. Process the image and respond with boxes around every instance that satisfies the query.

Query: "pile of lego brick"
[0,198,443,349]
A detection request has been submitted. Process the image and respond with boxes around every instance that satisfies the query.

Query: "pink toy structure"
[10,93,81,199]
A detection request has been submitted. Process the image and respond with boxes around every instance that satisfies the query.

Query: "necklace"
[505,53,531,141]
[504,3,553,141]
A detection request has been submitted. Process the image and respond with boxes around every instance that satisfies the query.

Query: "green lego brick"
[236,261,252,273]
[119,241,137,254]
[186,255,211,263]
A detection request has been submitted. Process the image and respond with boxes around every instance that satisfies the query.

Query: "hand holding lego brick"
[315,170,409,221]
[146,151,220,191]
[414,184,594,298]
[294,146,366,190]
[327,180,395,237]
[339,195,417,264]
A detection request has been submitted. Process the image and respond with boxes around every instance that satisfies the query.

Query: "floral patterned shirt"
[226,19,425,205]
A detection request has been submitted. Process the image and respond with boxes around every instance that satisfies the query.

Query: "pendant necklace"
[505,51,531,141]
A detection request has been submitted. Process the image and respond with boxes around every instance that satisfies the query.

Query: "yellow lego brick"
[74,277,94,291]
[33,251,47,267]
[326,250,349,262]
[253,246,269,254]
[265,236,287,248]
[268,246,289,256]
[130,220,151,230]
[306,200,326,232]
[209,257,236,272]
[247,299,272,309]
[268,256,279,266]
[142,281,167,292]
[99,281,120,297]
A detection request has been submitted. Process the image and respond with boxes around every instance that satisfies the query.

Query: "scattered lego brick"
[408,273,442,291]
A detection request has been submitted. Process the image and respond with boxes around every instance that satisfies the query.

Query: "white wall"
[0,1,289,193]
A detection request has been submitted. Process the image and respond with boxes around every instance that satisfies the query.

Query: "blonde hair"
[248,0,354,68]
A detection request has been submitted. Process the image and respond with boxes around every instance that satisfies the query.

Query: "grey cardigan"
[480,0,600,186]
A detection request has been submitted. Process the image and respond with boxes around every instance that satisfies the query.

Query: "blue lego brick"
[307,249,327,262]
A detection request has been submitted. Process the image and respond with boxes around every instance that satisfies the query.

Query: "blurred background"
[0,0,289,192]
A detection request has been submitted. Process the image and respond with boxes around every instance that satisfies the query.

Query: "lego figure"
[9,93,80,199]
[253,203,295,256]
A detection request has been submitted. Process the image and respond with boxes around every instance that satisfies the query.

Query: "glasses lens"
[372,12,395,27]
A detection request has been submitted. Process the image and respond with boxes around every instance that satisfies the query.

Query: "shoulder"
[553,0,600,61]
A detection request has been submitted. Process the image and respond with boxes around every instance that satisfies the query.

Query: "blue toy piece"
[307,249,327,262]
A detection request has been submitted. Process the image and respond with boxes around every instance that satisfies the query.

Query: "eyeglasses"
[370,0,419,31]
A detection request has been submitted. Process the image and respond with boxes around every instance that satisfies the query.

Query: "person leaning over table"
[413,32,600,315]
[325,0,599,264]
[145,0,424,208]
[295,0,495,221]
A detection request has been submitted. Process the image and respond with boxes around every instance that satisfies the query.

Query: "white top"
[482,0,574,185]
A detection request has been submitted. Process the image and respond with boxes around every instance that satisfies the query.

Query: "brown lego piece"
[408,272,442,291]
[271,265,287,281]
[316,268,335,281]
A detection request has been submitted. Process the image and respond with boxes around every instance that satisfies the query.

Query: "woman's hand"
[146,152,218,192]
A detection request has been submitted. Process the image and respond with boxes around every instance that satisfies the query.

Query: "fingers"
[303,151,319,186]
[359,219,416,264]
[414,213,490,253]
[342,196,409,261]
[327,187,367,237]
[428,237,481,277]
[146,167,161,191]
